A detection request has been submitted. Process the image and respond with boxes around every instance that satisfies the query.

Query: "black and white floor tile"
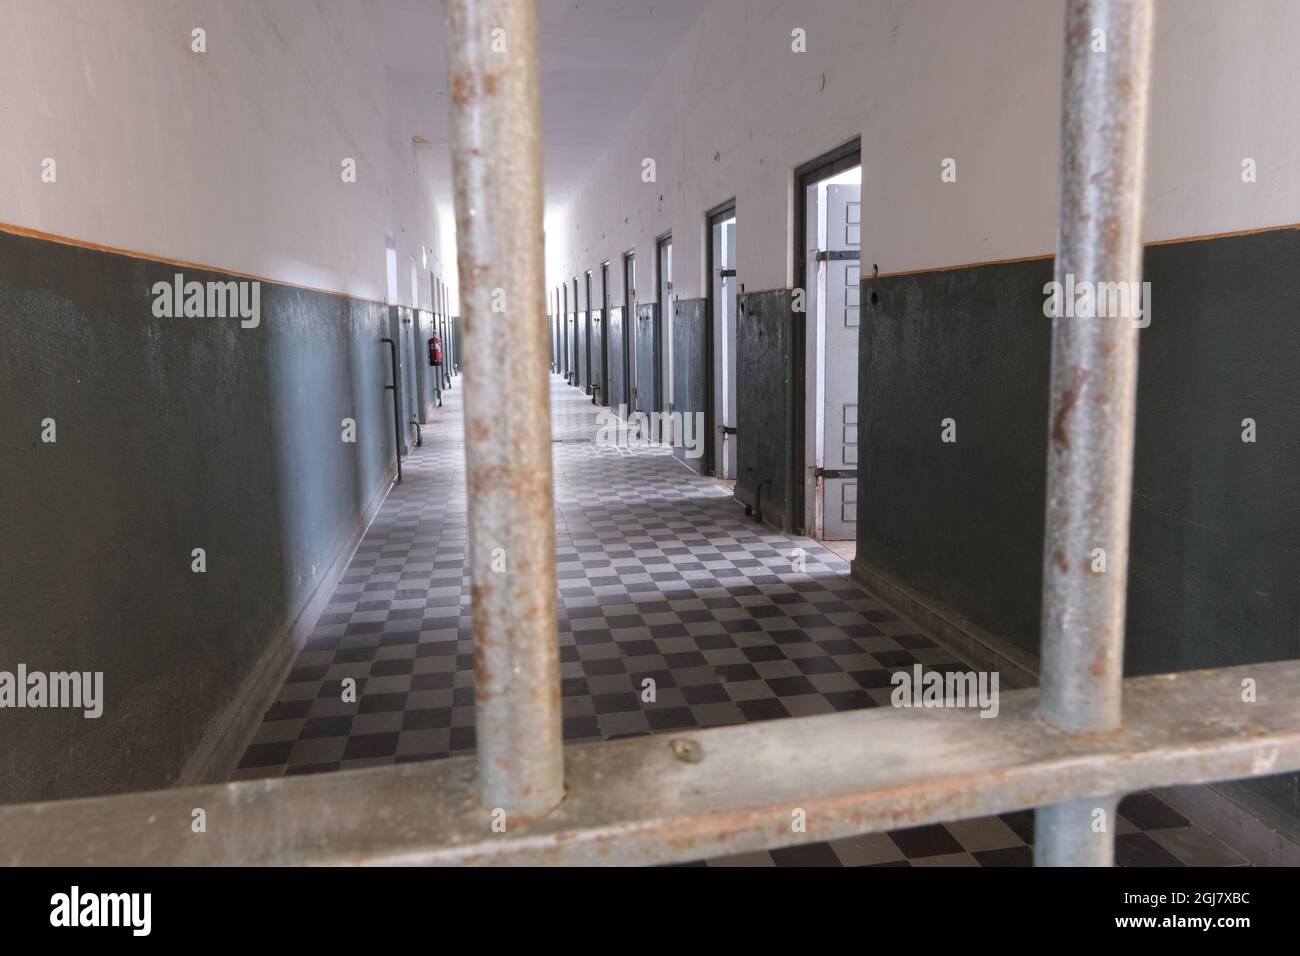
[235,375,1250,868]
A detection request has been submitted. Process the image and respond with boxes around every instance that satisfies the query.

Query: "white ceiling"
[364,0,707,213]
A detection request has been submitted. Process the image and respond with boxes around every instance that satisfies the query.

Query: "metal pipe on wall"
[442,0,564,819]
[381,336,403,484]
[1034,0,1154,866]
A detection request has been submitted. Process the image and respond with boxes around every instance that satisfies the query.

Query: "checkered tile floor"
[235,374,1250,867]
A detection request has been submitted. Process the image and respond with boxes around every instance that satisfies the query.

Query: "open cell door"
[821,183,860,540]
[710,211,738,480]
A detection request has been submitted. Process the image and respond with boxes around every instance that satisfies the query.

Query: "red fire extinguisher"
[428,334,443,367]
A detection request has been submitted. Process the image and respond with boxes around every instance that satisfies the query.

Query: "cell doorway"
[798,146,861,543]
[708,203,737,482]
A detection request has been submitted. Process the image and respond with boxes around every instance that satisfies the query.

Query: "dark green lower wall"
[854,226,1300,830]
[0,229,399,803]
[671,298,708,473]
[736,289,794,529]
[857,256,1053,653]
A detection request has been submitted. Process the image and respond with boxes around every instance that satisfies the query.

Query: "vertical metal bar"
[1036,796,1121,867]
[381,336,403,483]
[442,0,564,819]
[1035,0,1153,866]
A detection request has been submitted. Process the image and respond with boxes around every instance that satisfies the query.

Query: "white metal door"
[822,184,861,539]
[711,217,737,480]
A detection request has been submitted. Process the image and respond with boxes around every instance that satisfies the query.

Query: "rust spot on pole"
[1052,386,1079,449]
[1091,645,1108,678]
[474,646,493,695]
[450,72,478,106]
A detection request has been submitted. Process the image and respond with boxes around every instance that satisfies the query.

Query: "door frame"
[623,251,635,415]
[572,276,581,387]
[560,283,569,380]
[655,232,672,439]
[792,138,861,535]
[600,260,612,407]
[584,270,594,396]
[705,199,736,479]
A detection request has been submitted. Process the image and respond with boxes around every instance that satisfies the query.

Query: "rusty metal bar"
[1035,0,1154,866]
[442,0,563,819]
[1,662,1297,866]
[1035,796,1121,867]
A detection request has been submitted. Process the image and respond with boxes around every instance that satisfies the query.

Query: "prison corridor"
[229,376,1244,867]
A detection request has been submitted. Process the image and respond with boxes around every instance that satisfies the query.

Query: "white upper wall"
[548,0,1300,304]
[0,0,450,308]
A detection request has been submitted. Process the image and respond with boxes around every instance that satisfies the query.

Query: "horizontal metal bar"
[1,661,1295,866]
[816,468,856,479]
[816,250,860,262]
